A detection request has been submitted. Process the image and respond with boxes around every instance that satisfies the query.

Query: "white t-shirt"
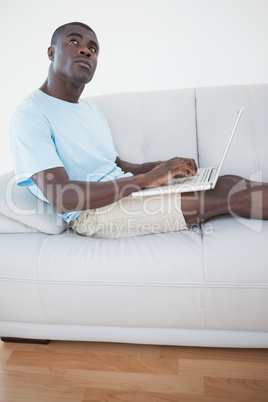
[10,89,132,222]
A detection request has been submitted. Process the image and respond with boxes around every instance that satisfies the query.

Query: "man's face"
[49,25,99,86]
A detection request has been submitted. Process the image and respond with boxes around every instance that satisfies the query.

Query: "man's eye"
[89,47,96,53]
[69,39,78,44]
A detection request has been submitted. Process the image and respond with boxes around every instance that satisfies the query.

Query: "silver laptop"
[132,107,243,197]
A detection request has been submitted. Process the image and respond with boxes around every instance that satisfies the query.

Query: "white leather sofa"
[1,84,268,348]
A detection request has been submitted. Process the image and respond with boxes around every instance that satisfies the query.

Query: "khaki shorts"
[69,193,188,238]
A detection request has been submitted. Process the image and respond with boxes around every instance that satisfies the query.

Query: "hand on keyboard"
[144,157,197,188]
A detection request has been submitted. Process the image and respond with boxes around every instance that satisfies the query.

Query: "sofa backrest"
[87,84,268,182]
[196,84,268,181]
[87,89,197,164]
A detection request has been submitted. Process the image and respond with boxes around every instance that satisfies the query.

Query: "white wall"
[1,0,268,175]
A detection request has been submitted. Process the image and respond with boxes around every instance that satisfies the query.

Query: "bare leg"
[181,175,268,227]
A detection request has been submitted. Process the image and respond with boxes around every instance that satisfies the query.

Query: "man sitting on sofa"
[10,22,268,238]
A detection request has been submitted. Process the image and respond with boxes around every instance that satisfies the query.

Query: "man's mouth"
[75,59,92,70]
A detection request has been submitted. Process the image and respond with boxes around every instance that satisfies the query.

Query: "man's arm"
[115,157,162,175]
[32,157,197,214]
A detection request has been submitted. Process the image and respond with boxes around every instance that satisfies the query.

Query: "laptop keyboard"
[171,168,212,186]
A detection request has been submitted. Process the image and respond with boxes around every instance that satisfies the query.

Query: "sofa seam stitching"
[35,236,52,324]
[142,91,146,162]
[1,277,267,288]
[200,229,206,330]
[194,89,200,167]
[247,85,258,174]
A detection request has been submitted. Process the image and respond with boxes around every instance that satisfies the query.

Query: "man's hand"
[143,157,197,188]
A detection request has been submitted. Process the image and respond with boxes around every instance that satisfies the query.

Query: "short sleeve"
[10,108,64,186]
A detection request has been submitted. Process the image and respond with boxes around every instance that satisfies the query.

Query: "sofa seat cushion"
[202,216,268,281]
[0,229,205,329]
[1,222,267,333]
[201,216,268,331]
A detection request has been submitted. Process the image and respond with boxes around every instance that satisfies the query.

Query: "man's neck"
[39,78,85,104]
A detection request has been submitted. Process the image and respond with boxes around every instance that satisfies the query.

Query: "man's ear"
[48,46,55,61]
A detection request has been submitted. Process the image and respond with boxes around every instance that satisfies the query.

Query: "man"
[10,22,268,238]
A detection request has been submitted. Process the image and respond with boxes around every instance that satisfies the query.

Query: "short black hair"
[50,22,96,47]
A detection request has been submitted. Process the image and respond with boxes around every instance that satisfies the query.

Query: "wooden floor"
[0,340,268,401]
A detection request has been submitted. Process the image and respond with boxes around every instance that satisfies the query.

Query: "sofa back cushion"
[196,84,268,181]
[87,88,198,164]
[88,84,268,182]
[0,172,66,234]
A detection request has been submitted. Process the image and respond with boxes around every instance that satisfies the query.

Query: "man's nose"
[79,48,91,57]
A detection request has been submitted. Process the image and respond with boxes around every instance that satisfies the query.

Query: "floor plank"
[179,358,268,379]
[204,376,268,401]
[82,388,207,402]
[1,340,268,402]
[6,350,179,375]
